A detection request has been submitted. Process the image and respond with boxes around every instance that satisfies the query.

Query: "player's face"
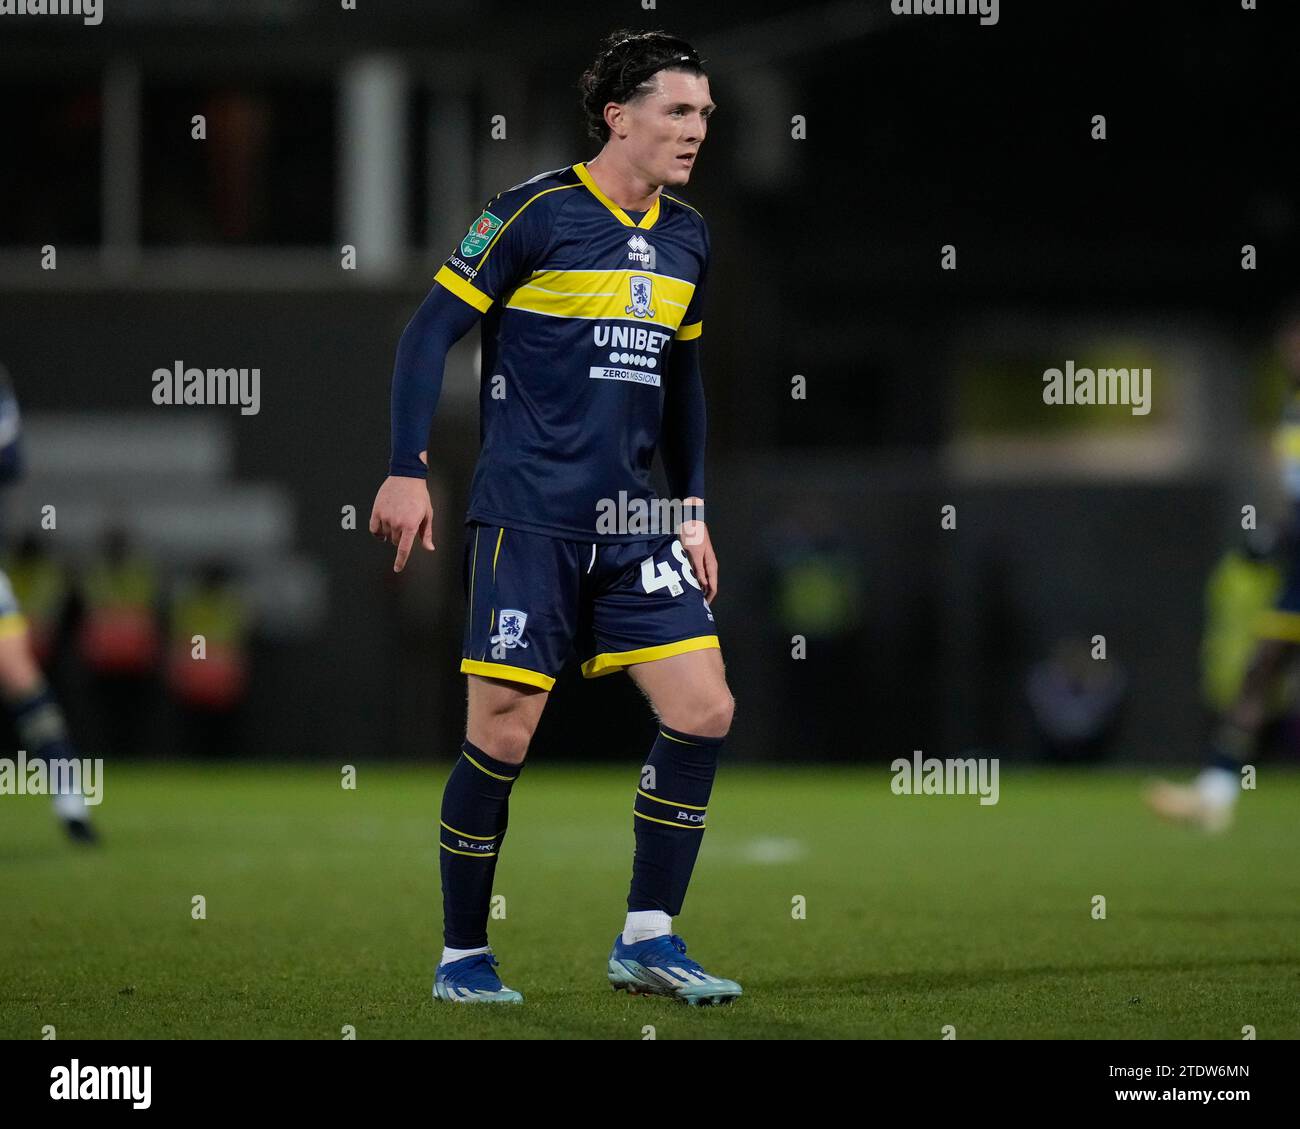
[628,71,714,188]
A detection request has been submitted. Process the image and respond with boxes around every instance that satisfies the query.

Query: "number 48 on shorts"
[460,525,719,691]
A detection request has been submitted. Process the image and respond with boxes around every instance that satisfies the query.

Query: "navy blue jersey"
[435,161,709,542]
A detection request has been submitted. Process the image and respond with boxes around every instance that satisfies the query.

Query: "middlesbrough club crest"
[490,609,530,649]
[625,275,656,319]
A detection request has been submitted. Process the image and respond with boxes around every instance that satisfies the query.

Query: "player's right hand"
[369,452,435,572]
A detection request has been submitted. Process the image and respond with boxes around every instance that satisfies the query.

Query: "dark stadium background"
[0,0,1294,767]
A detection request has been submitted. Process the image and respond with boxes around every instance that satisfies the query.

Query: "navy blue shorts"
[459,522,719,690]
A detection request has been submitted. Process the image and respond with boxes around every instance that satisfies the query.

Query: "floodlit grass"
[2,764,1297,1039]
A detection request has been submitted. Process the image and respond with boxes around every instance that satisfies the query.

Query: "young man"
[369,30,740,1005]
[0,368,98,844]
[1145,303,1300,832]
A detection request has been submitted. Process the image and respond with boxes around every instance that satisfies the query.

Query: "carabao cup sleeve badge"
[460,211,503,258]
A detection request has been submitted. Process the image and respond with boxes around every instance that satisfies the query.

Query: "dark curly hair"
[578,28,708,144]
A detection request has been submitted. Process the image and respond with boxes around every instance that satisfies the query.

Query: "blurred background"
[0,0,1295,768]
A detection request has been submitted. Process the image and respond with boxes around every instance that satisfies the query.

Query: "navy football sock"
[628,724,723,916]
[8,682,73,758]
[8,682,81,782]
[6,683,95,821]
[439,739,521,949]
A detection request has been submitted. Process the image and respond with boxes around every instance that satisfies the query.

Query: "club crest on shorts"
[490,609,530,649]
[625,275,656,319]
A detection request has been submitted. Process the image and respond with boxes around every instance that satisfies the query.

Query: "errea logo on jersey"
[627,234,656,270]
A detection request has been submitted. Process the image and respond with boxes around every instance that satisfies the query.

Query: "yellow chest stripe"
[503,269,695,331]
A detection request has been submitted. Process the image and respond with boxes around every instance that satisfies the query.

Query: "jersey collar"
[574,161,661,229]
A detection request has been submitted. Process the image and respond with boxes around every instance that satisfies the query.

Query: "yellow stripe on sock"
[461,749,516,781]
[658,729,706,746]
[440,820,497,841]
[440,844,498,858]
[636,788,706,810]
[634,810,707,831]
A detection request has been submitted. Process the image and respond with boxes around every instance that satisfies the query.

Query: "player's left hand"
[679,519,718,603]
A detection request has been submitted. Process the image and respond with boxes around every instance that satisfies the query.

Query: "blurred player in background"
[370,29,740,1005]
[0,366,98,843]
[1146,302,1300,832]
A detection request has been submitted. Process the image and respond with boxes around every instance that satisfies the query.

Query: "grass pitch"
[2,763,1297,1039]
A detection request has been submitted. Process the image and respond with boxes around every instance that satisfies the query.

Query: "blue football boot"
[608,933,742,1006]
[433,951,523,1004]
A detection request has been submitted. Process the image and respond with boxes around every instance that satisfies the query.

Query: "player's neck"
[585,154,662,213]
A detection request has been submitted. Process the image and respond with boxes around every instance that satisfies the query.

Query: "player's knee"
[479,713,536,765]
[681,689,734,739]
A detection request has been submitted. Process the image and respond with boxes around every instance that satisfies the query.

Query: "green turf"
[1,763,1298,1039]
